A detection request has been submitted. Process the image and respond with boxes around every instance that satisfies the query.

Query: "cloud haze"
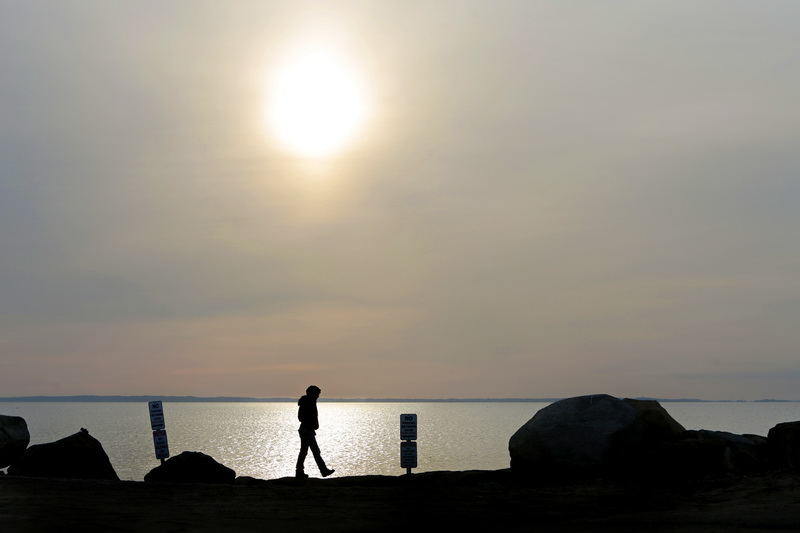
[2,1,799,399]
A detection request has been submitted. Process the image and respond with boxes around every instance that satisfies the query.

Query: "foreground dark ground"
[2,469,799,532]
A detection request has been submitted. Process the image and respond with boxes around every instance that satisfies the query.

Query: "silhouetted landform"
[754,399,795,402]
[1,395,796,402]
[3,469,800,532]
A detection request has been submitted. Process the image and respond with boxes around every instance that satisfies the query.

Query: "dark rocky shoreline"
[2,468,800,532]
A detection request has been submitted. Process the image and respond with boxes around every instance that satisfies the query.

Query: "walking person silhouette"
[295,385,335,478]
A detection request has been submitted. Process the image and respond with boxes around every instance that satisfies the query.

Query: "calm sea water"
[1,401,798,481]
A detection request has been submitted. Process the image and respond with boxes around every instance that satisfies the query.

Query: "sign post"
[148,401,169,463]
[400,413,417,474]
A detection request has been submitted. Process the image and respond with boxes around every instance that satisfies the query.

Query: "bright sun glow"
[267,47,370,159]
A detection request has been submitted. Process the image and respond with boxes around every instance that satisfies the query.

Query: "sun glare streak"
[266,44,370,159]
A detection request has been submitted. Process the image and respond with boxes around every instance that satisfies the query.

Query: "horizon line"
[0,395,796,403]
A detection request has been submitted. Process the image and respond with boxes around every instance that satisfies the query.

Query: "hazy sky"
[2,1,799,400]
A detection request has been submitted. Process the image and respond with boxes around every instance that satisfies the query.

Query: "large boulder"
[768,421,800,470]
[0,415,30,468]
[7,428,118,480]
[144,451,235,484]
[509,394,642,478]
[622,399,686,445]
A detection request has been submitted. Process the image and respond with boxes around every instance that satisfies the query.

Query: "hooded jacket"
[297,395,319,430]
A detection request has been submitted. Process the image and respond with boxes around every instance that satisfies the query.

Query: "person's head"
[306,385,321,398]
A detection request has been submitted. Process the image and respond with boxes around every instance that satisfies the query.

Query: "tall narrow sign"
[400,413,417,440]
[400,413,417,474]
[148,401,169,461]
[148,401,165,430]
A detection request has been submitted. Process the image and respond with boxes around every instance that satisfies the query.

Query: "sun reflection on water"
[146,402,543,480]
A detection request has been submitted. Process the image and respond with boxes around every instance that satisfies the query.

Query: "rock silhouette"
[0,415,30,469]
[508,394,778,480]
[509,394,645,478]
[8,428,118,480]
[144,451,235,484]
[767,421,800,470]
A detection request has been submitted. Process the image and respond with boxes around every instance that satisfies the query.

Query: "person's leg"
[306,432,334,476]
[296,429,309,477]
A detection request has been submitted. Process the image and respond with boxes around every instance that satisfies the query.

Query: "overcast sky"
[2,1,799,400]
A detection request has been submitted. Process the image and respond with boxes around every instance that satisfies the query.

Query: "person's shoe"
[321,468,335,478]
[295,471,308,479]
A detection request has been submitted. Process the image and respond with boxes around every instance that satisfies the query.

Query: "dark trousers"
[296,426,328,473]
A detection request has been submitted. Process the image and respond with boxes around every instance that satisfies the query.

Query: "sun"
[267,47,370,159]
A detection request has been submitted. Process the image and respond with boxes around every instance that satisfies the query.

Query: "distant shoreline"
[0,395,795,403]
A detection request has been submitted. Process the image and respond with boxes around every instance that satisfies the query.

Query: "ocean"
[2,401,798,481]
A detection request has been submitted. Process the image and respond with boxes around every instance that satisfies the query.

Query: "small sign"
[400,413,417,440]
[153,429,170,459]
[149,401,165,430]
[401,441,417,468]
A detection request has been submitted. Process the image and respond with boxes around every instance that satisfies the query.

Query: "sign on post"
[401,441,417,469]
[153,429,170,459]
[148,401,169,461]
[400,413,417,474]
[149,401,165,430]
[400,413,417,440]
